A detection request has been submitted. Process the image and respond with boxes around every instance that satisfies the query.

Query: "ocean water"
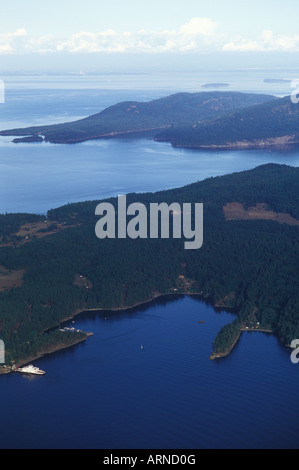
[1,295,299,449]
[0,71,299,214]
[0,72,299,449]
[1,137,299,215]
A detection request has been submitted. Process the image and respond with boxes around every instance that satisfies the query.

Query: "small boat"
[16,364,45,375]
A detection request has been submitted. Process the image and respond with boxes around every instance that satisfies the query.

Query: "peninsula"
[0,91,274,145]
[1,91,298,151]
[0,164,298,371]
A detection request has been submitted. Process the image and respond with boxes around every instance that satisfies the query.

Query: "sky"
[1,0,299,72]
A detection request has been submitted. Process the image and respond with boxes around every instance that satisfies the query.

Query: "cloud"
[13,28,27,37]
[223,30,299,52]
[54,23,217,54]
[0,28,27,54]
[2,22,299,56]
[223,40,260,52]
[56,30,122,53]
[180,17,218,36]
[0,20,219,55]
[0,44,14,54]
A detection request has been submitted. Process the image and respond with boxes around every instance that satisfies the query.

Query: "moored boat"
[16,364,45,375]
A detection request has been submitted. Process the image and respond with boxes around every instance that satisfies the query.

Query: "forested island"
[1,90,298,150]
[0,91,275,144]
[0,164,298,372]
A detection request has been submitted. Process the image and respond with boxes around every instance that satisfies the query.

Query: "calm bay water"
[1,137,299,214]
[0,72,299,449]
[1,295,299,449]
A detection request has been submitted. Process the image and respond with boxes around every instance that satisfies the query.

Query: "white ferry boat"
[16,364,45,375]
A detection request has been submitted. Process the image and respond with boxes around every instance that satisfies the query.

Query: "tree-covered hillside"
[156,95,299,149]
[0,91,274,144]
[0,164,298,368]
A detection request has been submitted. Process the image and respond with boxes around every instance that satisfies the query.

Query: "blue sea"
[0,71,299,449]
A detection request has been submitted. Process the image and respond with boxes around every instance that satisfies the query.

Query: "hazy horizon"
[1,1,299,74]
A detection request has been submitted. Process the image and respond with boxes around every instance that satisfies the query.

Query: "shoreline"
[171,142,299,151]
[0,290,276,374]
[0,290,216,375]
[7,126,169,144]
[5,130,299,151]
[0,291,179,375]
[209,329,242,360]
[0,332,93,375]
[209,326,273,360]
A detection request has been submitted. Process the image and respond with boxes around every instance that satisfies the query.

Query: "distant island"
[0,91,275,145]
[1,90,299,150]
[264,78,292,83]
[201,83,230,88]
[0,164,298,372]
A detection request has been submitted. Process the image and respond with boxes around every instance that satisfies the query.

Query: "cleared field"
[0,221,79,247]
[0,265,25,292]
[223,202,299,226]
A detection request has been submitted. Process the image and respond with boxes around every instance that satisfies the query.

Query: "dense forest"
[0,163,298,369]
[0,91,274,143]
[156,95,299,149]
